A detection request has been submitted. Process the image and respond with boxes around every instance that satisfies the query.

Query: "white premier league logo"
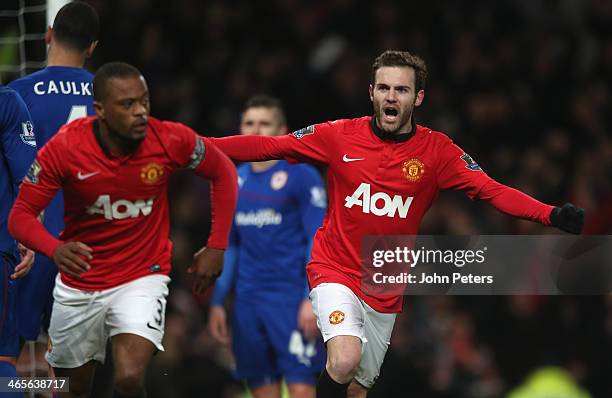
[20,120,36,147]
[270,170,288,190]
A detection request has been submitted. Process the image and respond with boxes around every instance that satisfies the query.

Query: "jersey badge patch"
[25,160,42,184]
[140,163,164,185]
[329,310,345,325]
[20,121,36,147]
[270,170,288,190]
[460,153,482,171]
[402,158,425,182]
[187,136,205,169]
[292,125,314,139]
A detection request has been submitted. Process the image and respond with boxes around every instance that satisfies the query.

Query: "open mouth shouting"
[382,106,399,124]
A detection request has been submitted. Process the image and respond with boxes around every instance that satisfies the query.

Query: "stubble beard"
[375,102,414,136]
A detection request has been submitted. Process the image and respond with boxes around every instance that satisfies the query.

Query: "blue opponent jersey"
[9,66,94,236]
[0,85,37,252]
[213,161,326,302]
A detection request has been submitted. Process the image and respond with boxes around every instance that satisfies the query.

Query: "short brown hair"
[242,95,287,126]
[372,50,428,92]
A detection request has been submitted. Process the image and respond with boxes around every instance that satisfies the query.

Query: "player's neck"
[47,45,87,68]
[95,121,141,157]
[250,160,278,172]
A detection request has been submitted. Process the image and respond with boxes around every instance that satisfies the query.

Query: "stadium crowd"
[6,0,611,396]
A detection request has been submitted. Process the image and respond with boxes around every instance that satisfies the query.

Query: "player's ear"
[45,27,53,45]
[93,101,104,119]
[414,89,425,107]
[368,84,374,102]
[86,41,98,58]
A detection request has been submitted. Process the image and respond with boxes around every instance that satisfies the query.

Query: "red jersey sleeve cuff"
[40,239,63,259]
[205,238,227,250]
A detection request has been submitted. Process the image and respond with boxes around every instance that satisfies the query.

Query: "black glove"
[550,203,585,234]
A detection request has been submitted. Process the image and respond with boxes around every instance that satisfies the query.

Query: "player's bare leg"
[287,382,316,398]
[326,336,361,383]
[346,381,368,398]
[53,360,96,397]
[317,335,361,397]
[111,333,156,397]
[251,382,282,398]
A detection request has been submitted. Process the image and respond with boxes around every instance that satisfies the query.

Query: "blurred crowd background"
[3,0,612,397]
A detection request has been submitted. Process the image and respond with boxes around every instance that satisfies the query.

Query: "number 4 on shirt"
[67,105,88,124]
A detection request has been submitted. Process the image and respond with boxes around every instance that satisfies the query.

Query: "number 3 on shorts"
[147,298,165,332]
[154,298,164,327]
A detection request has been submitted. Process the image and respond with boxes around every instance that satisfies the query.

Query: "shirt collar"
[370,115,416,143]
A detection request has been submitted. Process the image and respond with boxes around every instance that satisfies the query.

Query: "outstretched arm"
[212,122,336,165]
[476,179,554,225]
[213,134,293,162]
[437,139,584,233]
[478,181,584,234]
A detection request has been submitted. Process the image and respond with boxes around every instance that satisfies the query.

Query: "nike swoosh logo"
[77,171,99,180]
[343,154,365,162]
[147,322,162,332]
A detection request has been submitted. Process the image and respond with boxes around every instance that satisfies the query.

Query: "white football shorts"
[46,274,170,368]
[310,282,396,388]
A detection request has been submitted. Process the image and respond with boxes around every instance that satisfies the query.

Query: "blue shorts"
[232,295,325,389]
[17,254,56,340]
[0,251,19,357]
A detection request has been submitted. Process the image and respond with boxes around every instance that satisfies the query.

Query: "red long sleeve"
[9,187,62,258]
[9,138,65,258]
[476,179,554,225]
[213,135,290,162]
[195,138,238,249]
[213,122,334,165]
[435,134,554,226]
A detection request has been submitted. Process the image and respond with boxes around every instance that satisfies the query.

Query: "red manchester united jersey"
[214,116,554,312]
[13,116,229,290]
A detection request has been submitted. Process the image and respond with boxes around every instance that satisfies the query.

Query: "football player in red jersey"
[211,51,584,398]
[9,62,237,398]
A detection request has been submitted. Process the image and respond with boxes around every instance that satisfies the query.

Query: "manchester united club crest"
[140,163,164,185]
[402,159,424,182]
[329,310,345,325]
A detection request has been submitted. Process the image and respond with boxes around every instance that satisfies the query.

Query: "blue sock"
[0,360,23,397]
